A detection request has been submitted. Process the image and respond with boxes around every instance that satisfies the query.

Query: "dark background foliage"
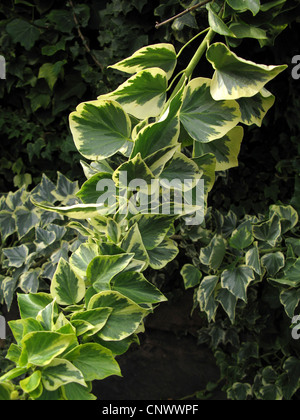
[1,0,300,400]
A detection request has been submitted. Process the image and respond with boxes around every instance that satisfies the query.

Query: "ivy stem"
[155,0,212,29]
[259,247,287,255]
[168,28,215,102]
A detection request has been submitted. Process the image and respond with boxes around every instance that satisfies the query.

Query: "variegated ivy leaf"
[129,214,176,251]
[98,68,168,120]
[269,204,299,234]
[216,287,237,324]
[41,358,87,391]
[86,253,134,292]
[181,264,202,290]
[32,199,116,219]
[3,245,29,268]
[50,259,86,306]
[64,343,121,381]
[147,238,179,270]
[21,331,76,367]
[71,308,113,337]
[207,43,287,100]
[180,78,241,143]
[221,265,255,302]
[17,292,53,319]
[109,43,177,80]
[113,153,156,204]
[121,224,149,269]
[160,152,200,188]
[237,89,275,127]
[20,371,42,394]
[76,172,113,205]
[14,206,40,239]
[261,252,285,276]
[226,0,261,16]
[88,290,148,341]
[69,243,99,279]
[194,126,244,172]
[193,153,217,194]
[69,100,132,160]
[246,245,261,275]
[197,275,219,322]
[200,235,227,271]
[111,271,167,304]
[52,172,79,204]
[19,269,40,294]
[131,86,184,159]
[0,210,16,241]
[144,145,179,178]
[252,214,281,247]
[280,289,300,319]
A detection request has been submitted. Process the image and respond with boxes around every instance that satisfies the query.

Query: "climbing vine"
[0,0,299,400]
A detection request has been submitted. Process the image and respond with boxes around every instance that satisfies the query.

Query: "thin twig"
[155,0,212,29]
[68,0,103,71]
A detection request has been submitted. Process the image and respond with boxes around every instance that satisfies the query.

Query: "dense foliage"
[0,0,167,191]
[1,0,300,401]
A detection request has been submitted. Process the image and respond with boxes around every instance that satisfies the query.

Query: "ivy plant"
[0,0,296,400]
[0,173,82,310]
[180,204,300,400]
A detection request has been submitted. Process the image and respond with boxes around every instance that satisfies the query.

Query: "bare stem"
[155,0,212,29]
[68,0,103,71]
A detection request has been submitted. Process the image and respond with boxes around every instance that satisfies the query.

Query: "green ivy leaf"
[229,23,268,40]
[6,19,40,51]
[38,61,66,90]
[226,0,261,16]
[208,4,236,37]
